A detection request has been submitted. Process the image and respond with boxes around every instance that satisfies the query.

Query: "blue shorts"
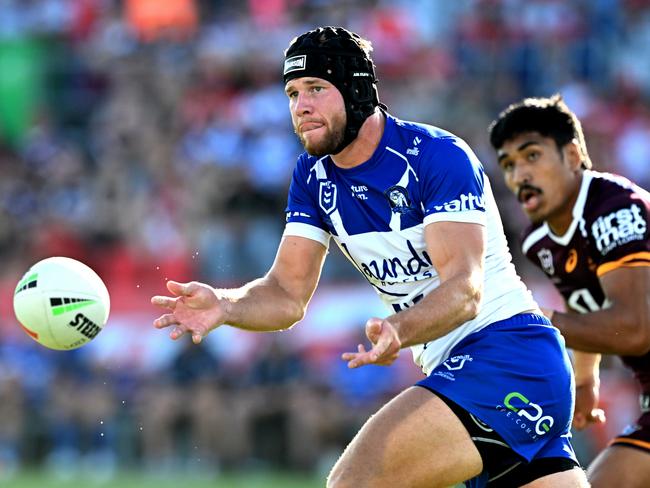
[416,313,577,464]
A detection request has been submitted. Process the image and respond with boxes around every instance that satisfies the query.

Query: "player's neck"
[547,172,584,236]
[331,110,385,169]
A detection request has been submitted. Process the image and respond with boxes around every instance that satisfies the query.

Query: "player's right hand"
[151,280,224,344]
[341,318,401,368]
[572,382,606,430]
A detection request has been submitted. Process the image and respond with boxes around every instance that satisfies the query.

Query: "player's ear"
[564,139,583,172]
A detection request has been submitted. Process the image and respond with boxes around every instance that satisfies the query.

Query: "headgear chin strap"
[283,26,384,154]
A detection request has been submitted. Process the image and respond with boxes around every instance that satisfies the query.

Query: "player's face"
[285,77,346,156]
[497,132,582,228]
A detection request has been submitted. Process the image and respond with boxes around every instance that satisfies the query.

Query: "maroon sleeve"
[584,190,650,277]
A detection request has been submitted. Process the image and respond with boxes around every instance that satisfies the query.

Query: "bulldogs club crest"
[384,185,413,214]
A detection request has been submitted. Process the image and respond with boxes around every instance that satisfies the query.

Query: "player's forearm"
[218,276,307,332]
[391,273,482,348]
[572,351,601,386]
[553,309,650,355]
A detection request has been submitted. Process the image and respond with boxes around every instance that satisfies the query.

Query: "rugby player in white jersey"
[152,27,588,487]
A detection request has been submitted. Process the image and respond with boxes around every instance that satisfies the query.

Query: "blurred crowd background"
[0,0,648,482]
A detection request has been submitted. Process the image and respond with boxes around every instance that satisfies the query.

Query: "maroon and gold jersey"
[521,170,650,390]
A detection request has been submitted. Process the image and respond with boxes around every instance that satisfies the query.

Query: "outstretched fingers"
[170,325,204,343]
[341,318,401,368]
[170,325,189,340]
[341,344,371,368]
[151,295,178,310]
[153,313,179,329]
[167,280,199,297]
[152,280,216,343]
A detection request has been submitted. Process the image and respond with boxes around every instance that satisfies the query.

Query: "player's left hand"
[342,317,401,368]
[573,381,606,430]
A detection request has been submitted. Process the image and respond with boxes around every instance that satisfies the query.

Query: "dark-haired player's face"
[285,77,346,156]
[497,132,582,231]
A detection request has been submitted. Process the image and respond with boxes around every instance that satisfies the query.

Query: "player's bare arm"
[343,221,485,368]
[549,266,650,355]
[571,350,606,430]
[152,235,327,342]
[393,221,484,346]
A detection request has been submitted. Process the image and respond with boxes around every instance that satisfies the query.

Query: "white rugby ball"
[13,257,110,350]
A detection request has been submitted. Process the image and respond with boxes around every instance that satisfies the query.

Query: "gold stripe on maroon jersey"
[596,252,650,277]
[609,437,650,452]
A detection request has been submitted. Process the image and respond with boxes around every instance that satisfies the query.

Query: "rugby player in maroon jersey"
[490,94,650,487]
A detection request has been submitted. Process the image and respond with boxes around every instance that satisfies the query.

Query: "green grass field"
[1,470,323,488]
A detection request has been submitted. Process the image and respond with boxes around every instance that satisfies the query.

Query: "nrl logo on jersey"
[319,181,337,215]
[537,248,555,275]
[384,185,413,214]
[591,203,647,254]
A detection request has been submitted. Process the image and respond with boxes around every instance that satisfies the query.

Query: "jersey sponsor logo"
[432,192,485,213]
[358,239,432,283]
[406,136,421,156]
[350,185,368,201]
[565,249,578,273]
[318,181,337,214]
[384,185,414,214]
[442,354,473,371]
[537,248,555,275]
[497,391,555,439]
[433,370,456,381]
[283,55,306,75]
[591,204,647,255]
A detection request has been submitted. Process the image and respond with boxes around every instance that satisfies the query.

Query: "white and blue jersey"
[284,114,579,477]
[284,114,538,375]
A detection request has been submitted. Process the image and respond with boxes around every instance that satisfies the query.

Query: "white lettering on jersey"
[356,239,432,283]
[591,204,646,254]
[351,185,368,201]
[286,211,311,221]
[433,192,485,212]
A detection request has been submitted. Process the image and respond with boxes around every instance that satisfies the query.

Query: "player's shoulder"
[293,152,329,181]
[521,221,548,255]
[581,170,650,222]
[390,114,467,150]
[388,114,482,172]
